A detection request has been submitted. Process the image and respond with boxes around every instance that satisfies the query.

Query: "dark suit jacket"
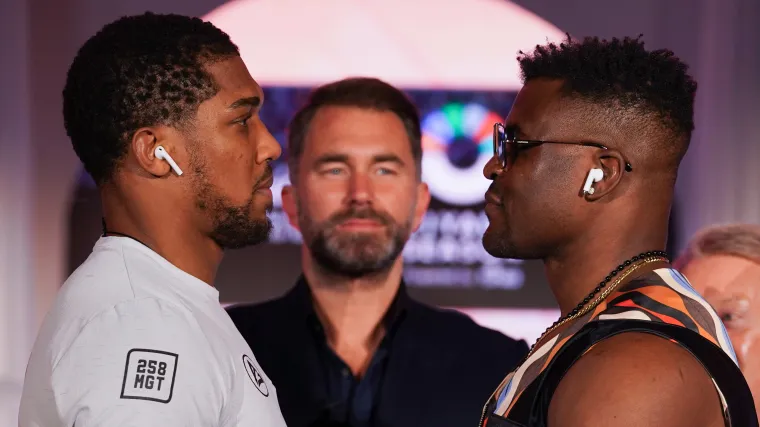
[227,280,529,427]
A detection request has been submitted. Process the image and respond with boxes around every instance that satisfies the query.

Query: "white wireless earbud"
[154,146,183,176]
[582,168,604,195]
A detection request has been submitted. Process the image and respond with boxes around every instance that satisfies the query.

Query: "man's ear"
[411,182,431,233]
[582,149,626,201]
[281,184,301,231]
[131,127,176,177]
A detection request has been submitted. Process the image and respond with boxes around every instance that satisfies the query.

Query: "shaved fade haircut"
[518,35,697,170]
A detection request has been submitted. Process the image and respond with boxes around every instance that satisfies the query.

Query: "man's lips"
[256,174,274,191]
[485,191,502,206]
[336,218,385,229]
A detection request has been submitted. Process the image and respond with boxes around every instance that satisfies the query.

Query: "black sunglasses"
[492,123,633,172]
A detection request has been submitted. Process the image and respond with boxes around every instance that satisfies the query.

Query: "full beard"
[206,198,272,250]
[300,205,411,279]
[191,156,272,250]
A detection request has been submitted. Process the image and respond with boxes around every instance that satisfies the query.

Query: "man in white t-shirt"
[19,12,287,427]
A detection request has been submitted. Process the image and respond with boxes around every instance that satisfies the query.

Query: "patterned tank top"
[480,268,758,427]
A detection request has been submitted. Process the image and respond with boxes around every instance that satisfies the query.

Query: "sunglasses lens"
[493,124,507,167]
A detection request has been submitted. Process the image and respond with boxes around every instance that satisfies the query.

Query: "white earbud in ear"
[582,168,604,195]
[154,146,183,176]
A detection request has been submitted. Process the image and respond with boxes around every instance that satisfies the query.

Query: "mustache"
[328,207,393,227]
[253,165,274,189]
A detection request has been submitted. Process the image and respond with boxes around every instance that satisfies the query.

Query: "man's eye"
[236,115,252,127]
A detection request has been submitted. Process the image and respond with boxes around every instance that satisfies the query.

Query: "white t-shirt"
[19,236,287,427]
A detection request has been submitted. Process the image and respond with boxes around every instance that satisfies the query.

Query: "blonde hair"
[675,223,760,269]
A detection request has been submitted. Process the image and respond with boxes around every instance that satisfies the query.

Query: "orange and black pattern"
[484,268,740,426]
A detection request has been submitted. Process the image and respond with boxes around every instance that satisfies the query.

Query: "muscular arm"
[548,332,724,427]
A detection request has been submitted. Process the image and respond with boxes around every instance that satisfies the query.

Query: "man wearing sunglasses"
[478,35,757,427]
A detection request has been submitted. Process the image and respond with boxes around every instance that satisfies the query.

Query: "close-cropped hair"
[517,34,698,165]
[63,12,240,184]
[287,77,422,180]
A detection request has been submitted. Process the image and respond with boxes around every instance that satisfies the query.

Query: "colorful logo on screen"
[421,103,502,206]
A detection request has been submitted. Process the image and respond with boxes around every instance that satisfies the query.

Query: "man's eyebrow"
[227,96,261,110]
[313,153,406,169]
[314,153,349,165]
[373,154,405,166]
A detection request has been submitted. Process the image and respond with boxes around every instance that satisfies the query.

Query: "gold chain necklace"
[477,251,670,427]
[524,255,666,359]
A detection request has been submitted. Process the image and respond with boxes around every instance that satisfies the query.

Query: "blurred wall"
[1,0,759,424]
[0,0,34,423]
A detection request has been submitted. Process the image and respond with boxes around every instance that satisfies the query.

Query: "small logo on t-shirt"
[242,354,269,396]
[120,348,178,403]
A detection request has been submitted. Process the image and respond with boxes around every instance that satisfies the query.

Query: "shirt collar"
[291,275,410,337]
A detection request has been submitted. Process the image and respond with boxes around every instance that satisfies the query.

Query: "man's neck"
[101,188,223,285]
[303,254,404,375]
[544,227,669,317]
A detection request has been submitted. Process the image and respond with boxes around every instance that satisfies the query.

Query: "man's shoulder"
[24,302,230,427]
[550,332,727,427]
[55,237,205,329]
[225,294,299,347]
[60,241,133,300]
[54,270,193,332]
[225,292,529,363]
[37,291,205,368]
[226,294,290,324]
[58,238,179,315]
[407,300,528,351]
[73,297,213,353]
